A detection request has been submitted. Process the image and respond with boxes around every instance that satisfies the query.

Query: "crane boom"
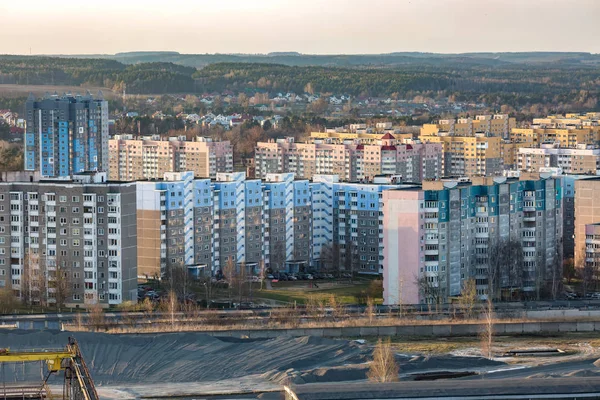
[0,337,99,400]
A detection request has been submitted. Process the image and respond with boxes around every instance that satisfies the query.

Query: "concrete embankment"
[191,320,600,339]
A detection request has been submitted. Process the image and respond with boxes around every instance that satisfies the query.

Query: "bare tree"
[328,294,345,322]
[258,259,266,291]
[164,290,178,327]
[88,302,106,331]
[169,265,191,300]
[344,244,358,282]
[489,239,523,301]
[271,240,286,274]
[458,278,478,319]
[222,258,236,303]
[578,246,594,298]
[550,245,563,300]
[367,338,400,383]
[480,298,495,359]
[236,261,248,305]
[563,258,576,285]
[51,261,71,312]
[0,288,18,314]
[416,274,442,311]
[319,243,340,276]
[365,297,375,324]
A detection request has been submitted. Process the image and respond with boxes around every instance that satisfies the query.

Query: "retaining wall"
[197,321,600,338]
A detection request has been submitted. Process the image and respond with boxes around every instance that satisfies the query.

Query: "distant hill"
[56,51,600,69]
[0,53,599,111]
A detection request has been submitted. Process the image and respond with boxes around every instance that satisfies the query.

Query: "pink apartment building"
[254,134,442,183]
[109,135,233,181]
[382,189,423,305]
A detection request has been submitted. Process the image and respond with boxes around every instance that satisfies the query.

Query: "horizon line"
[1,50,600,57]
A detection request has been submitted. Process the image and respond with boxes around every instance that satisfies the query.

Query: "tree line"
[0,56,599,110]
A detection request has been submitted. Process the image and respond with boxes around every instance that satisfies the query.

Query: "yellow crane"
[0,337,98,400]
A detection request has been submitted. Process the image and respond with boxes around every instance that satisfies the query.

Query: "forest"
[0,55,598,111]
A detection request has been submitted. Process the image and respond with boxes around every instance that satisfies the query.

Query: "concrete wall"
[194,321,600,339]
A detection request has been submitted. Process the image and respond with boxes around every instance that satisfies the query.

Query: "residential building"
[383,176,563,305]
[421,115,516,139]
[108,135,233,181]
[254,135,443,182]
[574,177,600,264]
[24,93,109,178]
[310,131,414,144]
[418,133,503,177]
[510,114,600,147]
[517,144,600,175]
[0,174,137,307]
[136,172,402,279]
[584,224,600,284]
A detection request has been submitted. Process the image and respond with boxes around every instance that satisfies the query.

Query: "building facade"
[383,176,563,305]
[518,145,600,175]
[421,115,516,139]
[510,114,600,148]
[0,175,137,307]
[574,178,600,265]
[419,133,504,177]
[108,135,233,181]
[254,135,443,183]
[584,223,600,285]
[24,93,109,178]
[136,172,401,279]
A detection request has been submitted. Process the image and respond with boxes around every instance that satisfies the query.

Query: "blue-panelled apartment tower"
[24,92,109,178]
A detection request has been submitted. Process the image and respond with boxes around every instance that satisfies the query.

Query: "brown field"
[0,84,116,98]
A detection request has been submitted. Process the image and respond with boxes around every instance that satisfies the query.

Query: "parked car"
[267,274,275,279]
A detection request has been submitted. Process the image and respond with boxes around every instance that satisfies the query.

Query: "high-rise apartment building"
[0,174,137,307]
[136,172,401,279]
[108,135,233,181]
[24,93,109,178]
[254,135,443,182]
[383,176,563,305]
[574,177,600,264]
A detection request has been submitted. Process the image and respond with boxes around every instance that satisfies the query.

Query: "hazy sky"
[1,0,599,55]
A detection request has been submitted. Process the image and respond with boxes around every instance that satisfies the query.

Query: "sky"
[1,0,599,55]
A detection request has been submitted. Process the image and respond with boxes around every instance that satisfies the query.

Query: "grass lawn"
[255,281,381,305]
